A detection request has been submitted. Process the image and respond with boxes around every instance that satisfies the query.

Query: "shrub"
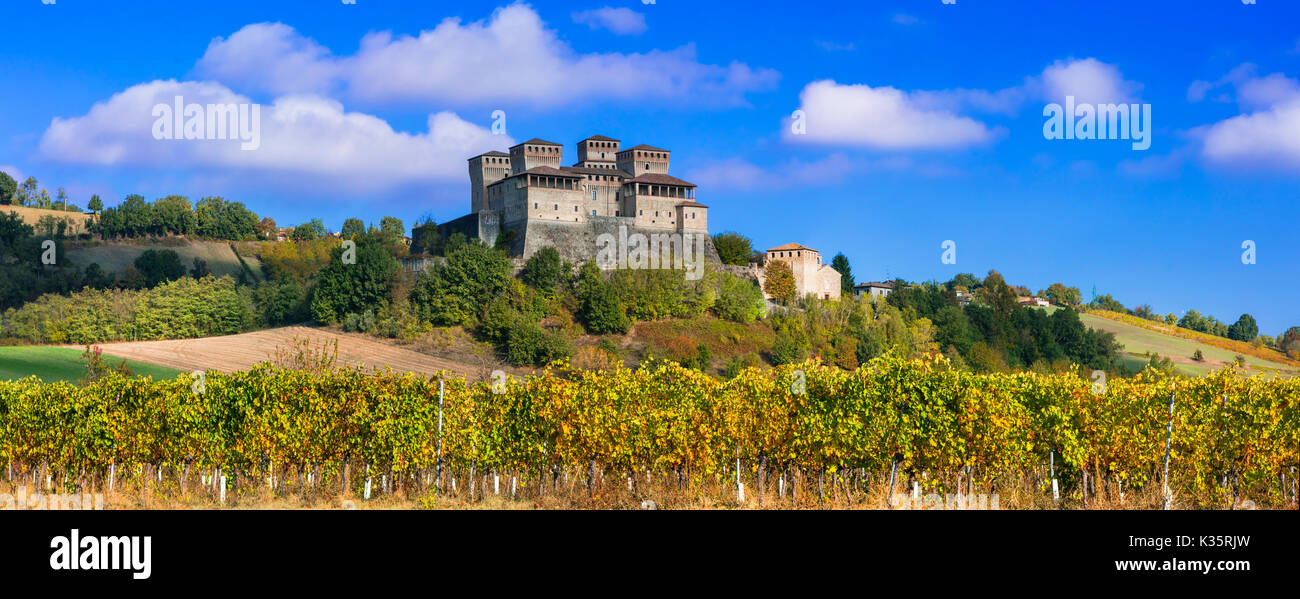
[133,249,186,287]
[519,246,570,292]
[713,274,765,324]
[504,320,571,366]
[769,327,808,365]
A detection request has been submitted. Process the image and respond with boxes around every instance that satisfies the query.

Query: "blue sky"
[3,0,1298,334]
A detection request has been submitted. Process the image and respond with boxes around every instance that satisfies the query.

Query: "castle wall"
[506,185,585,225]
[516,216,720,266]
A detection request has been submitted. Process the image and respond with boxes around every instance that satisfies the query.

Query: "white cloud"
[1235,73,1300,110]
[892,13,920,25]
[37,80,509,189]
[1201,98,1300,169]
[193,22,339,97]
[779,58,1139,150]
[571,7,647,35]
[784,80,1001,150]
[1187,80,1213,102]
[193,3,775,107]
[1038,57,1141,105]
[1195,67,1300,170]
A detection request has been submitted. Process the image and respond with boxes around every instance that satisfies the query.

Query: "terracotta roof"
[469,150,510,160]
[855,282,894,289]
[511,138,562,148]
[628,173,695,186]
[767,243,817,252]
[619,144,669,153]
[582,135,619,142]
[561,166,627,177]
[516,166,581,177]
[676,201,708,208]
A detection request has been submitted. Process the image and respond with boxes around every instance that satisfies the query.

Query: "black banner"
[3,509,1289,590]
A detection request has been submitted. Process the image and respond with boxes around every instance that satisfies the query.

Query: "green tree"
[0,211,34,254]
[0,172,16,205]
[1279,326,1300,355]
[830,252,854,295]
[133,249,187,287]
[575,261,629,334]
[762,259,796,304]
[152,195,196,235]
[1178,310,1208,332]
[979,270,1019,317]
[195,197,258,240]
[1227,313,1259,342]
[379,216,405,244]
[410,220,441,256]
[88,194,103,214]
[340,218,366,240]
[190,257,211,279]
[309,236,400,323]
[15,177,38,207]
[1044,282,1081,306]
[292,219,326,241]
[410,241,511,326]
[118,194,154,237]
[1089,293,1128,314]
[712,273,765,324]
[520,246,570,292]
[948,272,982,291]
[712,231,753,266]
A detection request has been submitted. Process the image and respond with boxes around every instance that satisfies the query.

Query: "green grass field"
[0,346,182,384]
[1029,307,1297,377]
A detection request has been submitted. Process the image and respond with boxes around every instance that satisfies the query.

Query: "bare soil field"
[80,326,492,379]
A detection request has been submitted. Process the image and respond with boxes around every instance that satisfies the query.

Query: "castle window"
[591,209,597,215]
[533,203,538,209]
[574,206,578,212]
[553,204,558,210]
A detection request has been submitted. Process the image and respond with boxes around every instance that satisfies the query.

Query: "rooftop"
[855,282,894,289]
[511,138,562,148]
[582,135,619,142]
[619,144,669,153]
[629,173,695,186]
[767,243,817,252]
[561,166,627,177]
[469,150,510,160]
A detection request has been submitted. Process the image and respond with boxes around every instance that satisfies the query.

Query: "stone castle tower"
[444,135,714,264]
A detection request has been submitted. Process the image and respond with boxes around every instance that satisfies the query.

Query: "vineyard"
[0,354,1296,509]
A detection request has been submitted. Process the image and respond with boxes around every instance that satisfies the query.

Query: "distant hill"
[1070,309,1298,378]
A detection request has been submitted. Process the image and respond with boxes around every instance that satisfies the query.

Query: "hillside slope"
[1076,312,1298,377]
[64,238,261,280]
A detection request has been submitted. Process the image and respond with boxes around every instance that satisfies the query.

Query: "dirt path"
[75,326,490,379]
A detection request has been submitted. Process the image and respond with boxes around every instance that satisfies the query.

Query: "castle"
[439,136,715,263]
[756,243,842,300]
